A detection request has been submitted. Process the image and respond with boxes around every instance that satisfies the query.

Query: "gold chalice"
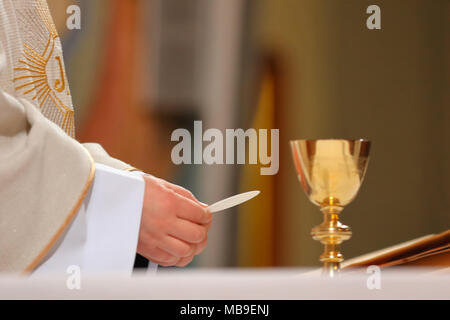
[290,139,371,277]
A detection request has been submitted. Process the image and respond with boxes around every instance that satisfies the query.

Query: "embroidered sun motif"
[13,0,75,137]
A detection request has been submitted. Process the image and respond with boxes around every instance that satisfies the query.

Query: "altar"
[0,268,448,300]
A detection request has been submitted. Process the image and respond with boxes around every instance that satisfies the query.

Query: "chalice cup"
[290,139,371,277]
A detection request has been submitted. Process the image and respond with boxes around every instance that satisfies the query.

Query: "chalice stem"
[322,244,342,277]
[311,204,352,277]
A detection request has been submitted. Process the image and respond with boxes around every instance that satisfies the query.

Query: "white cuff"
[33,163,145,276]
[129,171,159,274]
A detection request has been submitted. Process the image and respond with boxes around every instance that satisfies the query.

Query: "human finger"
[194,233,208,255]
[175,255,194,267]
[160,181,208,208]
[141,246,178,264]
[174,194,212,225]
[157,235,196,258]
[169,218,207,244]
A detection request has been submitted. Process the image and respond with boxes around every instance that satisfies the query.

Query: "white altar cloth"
[0,268,448,299]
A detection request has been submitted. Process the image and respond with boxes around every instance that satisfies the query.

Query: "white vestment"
[0,0,157,274]
[34,164,145,275]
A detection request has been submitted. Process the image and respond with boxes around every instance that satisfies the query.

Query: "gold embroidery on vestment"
[13,0,75,137]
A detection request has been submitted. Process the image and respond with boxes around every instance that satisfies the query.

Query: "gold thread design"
[23,152,96,274]
[13,0,75,137]
[54,56,66,93]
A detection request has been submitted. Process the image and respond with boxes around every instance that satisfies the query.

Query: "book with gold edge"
[342,230,450,270]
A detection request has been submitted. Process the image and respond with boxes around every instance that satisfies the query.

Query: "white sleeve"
[32,163,146,276]
[129,171,159,274]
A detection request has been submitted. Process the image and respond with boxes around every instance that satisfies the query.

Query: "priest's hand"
[137,175,212,267]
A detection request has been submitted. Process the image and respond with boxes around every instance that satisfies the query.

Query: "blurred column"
[195,0,245,267]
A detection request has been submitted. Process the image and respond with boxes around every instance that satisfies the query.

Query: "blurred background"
[47,0,449,268]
